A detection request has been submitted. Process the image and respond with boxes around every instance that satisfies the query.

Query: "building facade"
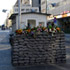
[9,13,50,32]
[46,0,70,33]
[13,5,39,13]
[41,0,70,15]
[41,0,47,13]
[21,0,30,5]
[13,0,39,13]
[47,0,70,15]
[15,0,30,7]
[4,9,13,28]
[31,0,41,12]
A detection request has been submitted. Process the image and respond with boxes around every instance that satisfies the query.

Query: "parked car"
[1,25,5,30]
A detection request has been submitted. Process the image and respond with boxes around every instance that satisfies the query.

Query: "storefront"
[55,13,70,33]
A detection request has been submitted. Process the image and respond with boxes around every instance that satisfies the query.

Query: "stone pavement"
[0,31,70,70]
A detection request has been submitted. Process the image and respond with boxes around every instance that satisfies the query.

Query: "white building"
[21,0,30,4]
[15,0,30,6]
[13,5,39,13]
[41,0,70,33]
[12,0,39,14]
[9,12,50,32]
[31,0,41,12]
[4,9,13,28]
[41,0,70,15]
[47,0,70,15]
[41,0,47,13]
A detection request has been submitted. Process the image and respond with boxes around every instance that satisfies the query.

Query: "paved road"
[0,30,70,70]
[0,30,10,44]
[65,34,70,64]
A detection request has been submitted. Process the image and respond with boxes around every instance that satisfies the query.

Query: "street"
[0,30,70,70]
[0,0,70,70]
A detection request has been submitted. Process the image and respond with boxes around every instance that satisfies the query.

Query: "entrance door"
[28,20,36,28]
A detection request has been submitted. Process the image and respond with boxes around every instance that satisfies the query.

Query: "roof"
[9,12,51,19]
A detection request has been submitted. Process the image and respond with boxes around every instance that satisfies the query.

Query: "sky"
[0,0,17,25]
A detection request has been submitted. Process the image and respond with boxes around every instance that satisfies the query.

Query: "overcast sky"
[0,0,17,25]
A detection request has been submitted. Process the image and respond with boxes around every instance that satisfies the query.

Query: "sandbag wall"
[11,32,66,66]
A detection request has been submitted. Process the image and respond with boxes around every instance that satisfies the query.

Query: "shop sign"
[62,14,67,18]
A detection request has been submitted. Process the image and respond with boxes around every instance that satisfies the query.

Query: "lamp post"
[18,0,21,29]
[46,0,47,14]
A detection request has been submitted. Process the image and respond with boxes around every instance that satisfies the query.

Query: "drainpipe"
[18,0,21,29]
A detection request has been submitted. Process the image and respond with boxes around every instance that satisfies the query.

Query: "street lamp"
[46,0,47,14]
[18,0,21,29]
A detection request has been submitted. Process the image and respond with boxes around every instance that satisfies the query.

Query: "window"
[15,9,18,12]
[41,1,46,5]
[21,9,24,11]
[39,22,44,27]
[35,9,37,12]
[26,9,29,12]
[31,9,36,12]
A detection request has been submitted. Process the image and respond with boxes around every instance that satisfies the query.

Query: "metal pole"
[18,0,21,29]
[46,0,47,14]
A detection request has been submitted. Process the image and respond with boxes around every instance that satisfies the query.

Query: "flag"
[2,9,7,13]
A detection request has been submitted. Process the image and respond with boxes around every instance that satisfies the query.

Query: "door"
[28,20,36,28]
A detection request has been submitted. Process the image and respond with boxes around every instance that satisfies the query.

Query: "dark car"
[1,25,5,30]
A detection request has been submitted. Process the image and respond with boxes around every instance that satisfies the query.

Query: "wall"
[22,0,30,5]
[28,20,36,28]
[47,4,70,15]
[16,14,47,29]
[32,0,41,12]
[41,0,70,15]
[32,0,39,7]
[12,17,16,32]
[13,5,39,14]
[11,32,66,66]
[14,0,30,7]
[12,23,16,32]
[41,0,47,13]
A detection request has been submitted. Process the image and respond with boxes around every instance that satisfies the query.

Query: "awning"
[55,13,70,19]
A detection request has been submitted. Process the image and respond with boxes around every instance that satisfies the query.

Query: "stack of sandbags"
[11,32,66,66]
